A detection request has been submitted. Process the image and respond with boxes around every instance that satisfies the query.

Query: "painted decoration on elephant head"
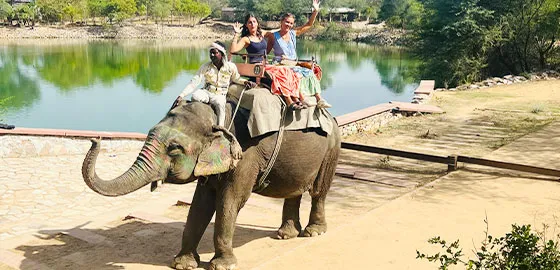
[194,136,232,176]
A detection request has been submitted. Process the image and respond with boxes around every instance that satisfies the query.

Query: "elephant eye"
[168,143,183,156]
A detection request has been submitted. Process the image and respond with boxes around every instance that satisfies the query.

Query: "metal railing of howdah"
[341,142,560,178]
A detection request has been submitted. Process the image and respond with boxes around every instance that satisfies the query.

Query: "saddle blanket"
[228,85,334,138]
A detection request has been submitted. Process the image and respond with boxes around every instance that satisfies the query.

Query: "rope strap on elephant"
[252,96,287,193]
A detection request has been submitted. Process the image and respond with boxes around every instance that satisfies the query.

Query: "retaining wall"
[0,80,436,158]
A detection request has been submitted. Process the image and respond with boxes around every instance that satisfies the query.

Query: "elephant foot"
[210,254,238,270]
[277,220,302,239]
[172,252,200,270]
[302,223,327,237]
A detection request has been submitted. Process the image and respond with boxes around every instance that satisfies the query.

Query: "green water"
[0,39,419,133]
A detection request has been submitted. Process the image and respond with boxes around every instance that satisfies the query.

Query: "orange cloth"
[313,64,323,81]
[264,65,301,98]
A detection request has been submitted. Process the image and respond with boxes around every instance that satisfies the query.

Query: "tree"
[362,0,383,21]
[281,0,308,23]
[175,0,211,25]
[136,0,154,23]
[36,0,63,23]
[88,0,106,25]
[253,0,282,20]
[413,0,497,87]
[200,0,227,17]
[62,4,79,23]
[103,0,137,24]
[380,0,423,29]
[0,0,12,24]
[12,3,38,26]
[152,0,172,23]
[483,0,560,73]
[68,0,89,24]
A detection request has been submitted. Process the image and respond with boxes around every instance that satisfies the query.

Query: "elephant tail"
[310,127,341,197]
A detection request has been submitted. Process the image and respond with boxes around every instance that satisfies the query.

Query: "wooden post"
[447,155,458,172]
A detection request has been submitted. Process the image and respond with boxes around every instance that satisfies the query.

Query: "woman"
[267,0,332,109]
[230,14,269,64]
[230,14,307,110]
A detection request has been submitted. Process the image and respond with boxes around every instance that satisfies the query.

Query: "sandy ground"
[1,80,560,270]
[345,80,560,157]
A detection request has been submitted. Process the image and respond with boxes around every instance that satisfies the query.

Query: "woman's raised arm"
[230,22,250,54]
[295,0,320,36]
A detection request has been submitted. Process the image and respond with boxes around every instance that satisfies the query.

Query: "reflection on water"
[0,39,419,133]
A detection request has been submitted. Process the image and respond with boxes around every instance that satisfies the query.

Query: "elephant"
[82,98,341,270]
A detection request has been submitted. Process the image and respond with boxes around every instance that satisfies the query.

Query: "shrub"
[416,220,560,269]
[316,22,353,41]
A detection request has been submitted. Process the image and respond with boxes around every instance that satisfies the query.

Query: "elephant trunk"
[82,138,168,197]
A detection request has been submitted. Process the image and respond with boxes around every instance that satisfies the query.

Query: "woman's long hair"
[241,14,263,39]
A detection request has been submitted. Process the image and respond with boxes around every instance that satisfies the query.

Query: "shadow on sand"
[14,219,276,269]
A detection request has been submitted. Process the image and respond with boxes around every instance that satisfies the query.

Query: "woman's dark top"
[246,38,267,64]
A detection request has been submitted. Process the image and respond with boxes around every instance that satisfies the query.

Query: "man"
[173,41,257,126]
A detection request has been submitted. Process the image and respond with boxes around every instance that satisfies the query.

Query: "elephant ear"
[194,131,241,177]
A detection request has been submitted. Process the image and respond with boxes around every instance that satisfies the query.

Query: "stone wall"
[0,135,143,158]
[339,111,402,137]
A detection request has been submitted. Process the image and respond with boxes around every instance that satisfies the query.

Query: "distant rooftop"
[11,0,34,4]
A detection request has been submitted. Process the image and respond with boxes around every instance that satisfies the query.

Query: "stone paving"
[0,141,180,241]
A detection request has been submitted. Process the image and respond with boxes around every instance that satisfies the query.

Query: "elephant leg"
[210,172,255,270]
[302,196,327,237]
[277,195,302,239]
[302,142,338,237]
[172,180,216,270]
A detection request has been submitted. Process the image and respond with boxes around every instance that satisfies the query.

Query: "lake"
[0,39,419,133]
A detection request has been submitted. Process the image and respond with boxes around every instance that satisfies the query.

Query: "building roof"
[303,7,356,14]
[327,7,356,13]
[221,7,240,12]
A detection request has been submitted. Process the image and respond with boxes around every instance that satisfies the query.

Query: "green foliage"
[417,222,560,269]
[9,3,39,26]
[380,0,422,29]
[0,0,12,23]
[413,0,560,87]
[174,0,211,22]
[485,0,560,74]
[200,0,227,17]
[36,0,63,23]
[363,4,380,21]
[20,0,383,26]
[62,4,79,23]
[316,22,353,40]
[253,0,282,20]
[151,0,171,21]
[104,0,137,23]
[88,0,106,24]
[413,0,497,87]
